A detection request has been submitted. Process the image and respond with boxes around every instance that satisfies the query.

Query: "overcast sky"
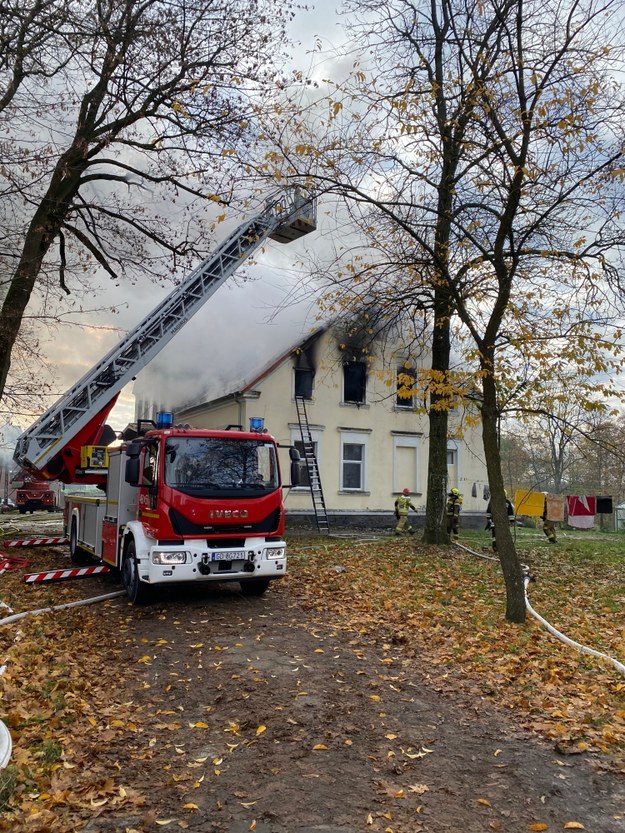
[22,2,351,436]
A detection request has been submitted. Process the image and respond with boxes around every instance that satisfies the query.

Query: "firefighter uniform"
[446,488,463,539]
[394,489,417,535]
[485,491,515,551]
[542,497,558,543]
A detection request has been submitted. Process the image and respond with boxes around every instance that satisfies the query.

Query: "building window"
[290,426,323,490]
[396,365,417,408]
[447,444,459,491]
[342,443,364,489]
[393,435,420,494]
[339,429,369,491]
[293,439,317,488]
[343,362,366,403]
[294,368,314,399]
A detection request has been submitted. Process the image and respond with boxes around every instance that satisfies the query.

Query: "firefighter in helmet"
[394,488,417,535]
[485,489,515,552]
[446,488,463,539]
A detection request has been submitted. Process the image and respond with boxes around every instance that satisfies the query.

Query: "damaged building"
[134,321,490,530]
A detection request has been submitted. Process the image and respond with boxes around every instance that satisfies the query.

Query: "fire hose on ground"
[523,578,625,677]
[454,540,625,678]
[2,534,624,771]
[0,591,126,627]
[0,591,126,768]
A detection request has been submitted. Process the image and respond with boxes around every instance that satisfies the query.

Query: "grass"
[285,527,625,770]
[36,740,62,767]
[0,767,18,812]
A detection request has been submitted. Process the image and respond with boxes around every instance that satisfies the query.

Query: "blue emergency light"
[156,411,174,429]
[249,417,264,432]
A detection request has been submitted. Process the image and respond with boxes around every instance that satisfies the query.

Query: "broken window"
[396,364,417,408]
[294,368,314,399]
[343,362,366,403]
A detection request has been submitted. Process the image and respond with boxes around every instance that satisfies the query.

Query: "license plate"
[211,551,243,562]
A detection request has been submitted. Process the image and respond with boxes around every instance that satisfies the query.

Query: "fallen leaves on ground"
[0,530,624,832]
[285,533,625,769]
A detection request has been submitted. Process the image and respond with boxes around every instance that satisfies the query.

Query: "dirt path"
[74,581,625,833]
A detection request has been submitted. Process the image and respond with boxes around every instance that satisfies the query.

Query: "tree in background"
[502,410,625,507]
[572,417,625,503]
[497,368,619,493]
[256,0,625,621]
[0,0,299,412]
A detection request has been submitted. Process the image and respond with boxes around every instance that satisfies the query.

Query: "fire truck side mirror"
[125,457,140,486]
[289,447,301,487]
[126,441,142,458]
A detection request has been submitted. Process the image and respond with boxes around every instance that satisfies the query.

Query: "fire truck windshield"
[164,437,279,495]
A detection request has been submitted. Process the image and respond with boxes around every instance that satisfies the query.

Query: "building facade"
[161,326,490,530]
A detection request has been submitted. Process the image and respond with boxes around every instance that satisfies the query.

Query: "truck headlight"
[152,550,189,565]
[264,547,285,560]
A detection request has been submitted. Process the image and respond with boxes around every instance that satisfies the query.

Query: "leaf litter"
[0,532,623,831]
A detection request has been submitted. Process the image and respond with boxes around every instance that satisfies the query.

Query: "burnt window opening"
[396,365,417,408]
[343,361,367,404]
[294,368,314,399]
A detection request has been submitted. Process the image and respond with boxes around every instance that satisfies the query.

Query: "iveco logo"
[209,509,249,519]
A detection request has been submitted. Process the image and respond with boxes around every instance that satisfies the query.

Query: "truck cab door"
[141,443,159,510]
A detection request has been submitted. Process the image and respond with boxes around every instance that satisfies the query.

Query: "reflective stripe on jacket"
[395,495,413,515]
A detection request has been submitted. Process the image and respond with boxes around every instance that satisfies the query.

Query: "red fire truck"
[14,191,315,602]
[15,478,55,514]
[63,417,301,603]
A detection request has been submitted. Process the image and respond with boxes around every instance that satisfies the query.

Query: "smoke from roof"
[132,258,323,415]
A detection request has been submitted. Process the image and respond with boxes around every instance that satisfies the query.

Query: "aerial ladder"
[13,190,317,483]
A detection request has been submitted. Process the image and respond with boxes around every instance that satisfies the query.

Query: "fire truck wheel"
[69,519,89,564]
[239,578,270,597]
[121,541,152,605]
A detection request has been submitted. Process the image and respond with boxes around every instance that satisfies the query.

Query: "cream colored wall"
[177,330,489,514]
[177,399,248,432]
[447,416,490,515]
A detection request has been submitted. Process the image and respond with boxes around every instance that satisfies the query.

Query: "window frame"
[342,361,367,404]
[294,367,314,399]
[447,441,459,492]
[396,363,417,409]
[392,433,421,494]
[289,426,322,490]
[339,429,369,492]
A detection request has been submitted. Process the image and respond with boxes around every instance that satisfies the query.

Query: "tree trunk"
[481,373,526,623]
[0,231,50,397]
[0,145,88,397]
[422,296,451,544]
